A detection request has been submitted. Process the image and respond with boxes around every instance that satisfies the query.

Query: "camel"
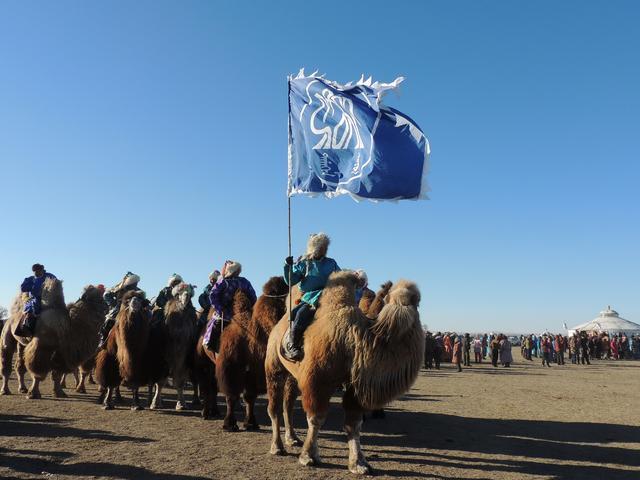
[151,282,197,411]
[216,276,292,432]
[192,313,220,419]
[1,279,105,399]
[95,290,168,410]
[265,271,424,474]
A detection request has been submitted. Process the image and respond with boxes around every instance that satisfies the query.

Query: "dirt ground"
[1,349,639,480]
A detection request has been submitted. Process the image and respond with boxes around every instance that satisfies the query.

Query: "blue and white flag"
[288,70,430,201]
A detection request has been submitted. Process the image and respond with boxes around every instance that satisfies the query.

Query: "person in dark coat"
[196,270,220,329]
[462,333,472,367]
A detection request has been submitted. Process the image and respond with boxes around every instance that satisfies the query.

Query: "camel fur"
[192,314,220,420]
[152,283,197,411]
[215,276,295,432]
[265,271,424,474]
[95,290,168,410]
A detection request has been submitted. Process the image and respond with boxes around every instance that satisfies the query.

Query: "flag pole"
[288,195,292,327]
[287,77,293,329]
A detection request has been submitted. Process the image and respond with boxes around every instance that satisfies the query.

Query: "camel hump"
[232,289,254,316]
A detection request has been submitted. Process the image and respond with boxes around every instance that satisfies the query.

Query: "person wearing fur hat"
[153,274,183,310]
[203,261,256,351]
[97,271,146,349]
[282,232,340,360]
[14,264,57,336]
[197,270,220,328]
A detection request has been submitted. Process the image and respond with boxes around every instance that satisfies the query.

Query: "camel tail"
[351,280,425,410]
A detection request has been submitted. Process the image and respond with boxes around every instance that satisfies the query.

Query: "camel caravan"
[0,235,425,474]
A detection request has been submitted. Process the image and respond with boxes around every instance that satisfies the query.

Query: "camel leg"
[15,343,28,393]
[299,413,325,467]
[88,372,96,384]
[243,392,259,430]
[147,384,154,408]
[267,371,286,455]
[51,370,67,398]
[283,375,302,447]
[131,387,144,411]
[191,374,201,407]
[102,386,114,410]
[114,386,124,405]
[0,329,17,395]
[75,371,87,394]
[97,385,106,404]
[223,394,240,432]
[150,381,164,410]
[175,381,186,411]
[343,388,371,475]
[26,376,41,399]
[60,373,67,389]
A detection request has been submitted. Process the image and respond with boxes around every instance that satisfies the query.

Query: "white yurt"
[569,306,640,336]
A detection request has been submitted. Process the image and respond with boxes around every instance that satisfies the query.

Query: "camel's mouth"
[177,291,191,308]
[128,297,143,312]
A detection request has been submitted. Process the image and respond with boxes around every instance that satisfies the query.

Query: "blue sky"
[0,1,638,333]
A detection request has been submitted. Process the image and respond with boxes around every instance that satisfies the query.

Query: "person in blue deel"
[16,263,57,336]
[282,233,340,360]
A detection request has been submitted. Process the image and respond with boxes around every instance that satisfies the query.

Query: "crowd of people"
[423,330,640,372]
[519,332,640,365]
[424,332,514,372]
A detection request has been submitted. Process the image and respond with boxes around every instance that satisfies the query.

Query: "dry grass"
[1,349,639,479]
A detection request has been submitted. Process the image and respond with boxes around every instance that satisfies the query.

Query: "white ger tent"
[569,306,640,336]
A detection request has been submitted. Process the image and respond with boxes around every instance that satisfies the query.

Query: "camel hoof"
[88,376,96,385]
[175,402,185,411]
[54,390,68,399]
[27,391,41,400]
[285,436,303,447]
[150,401,163,410]
[270,444,286,456]
[299,451,320,467]
[349,460,372,475]
[75,385,86,394]
[222,423,239,432]
[131,405,144,411]
[244,422,259,431]
[102,404,114,411]
[1,387,10,396]
[19,386,28,394]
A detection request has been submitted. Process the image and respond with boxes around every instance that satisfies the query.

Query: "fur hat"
[305,232,330,260]
[122,273,140,288]
[223,261,241,278]
[209,270,221,282]
[355,269,368,289]
[32,263,44,272]
[171,282,194,298]
[167,273,183,287]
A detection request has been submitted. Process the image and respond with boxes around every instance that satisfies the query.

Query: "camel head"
[171,282,195,310]
[262,276,288,297]
[41,277,65,309]
[121,290,146,314]
[371,280,421,342]
[320,270,359,308]
[80,285,108,313]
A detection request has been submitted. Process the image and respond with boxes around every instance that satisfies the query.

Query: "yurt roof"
[571,306,640,333]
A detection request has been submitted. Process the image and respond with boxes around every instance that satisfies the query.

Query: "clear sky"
[0,1,638,333]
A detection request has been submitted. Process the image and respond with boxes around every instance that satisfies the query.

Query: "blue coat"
[21,272,56,314]
[284,257,340,307]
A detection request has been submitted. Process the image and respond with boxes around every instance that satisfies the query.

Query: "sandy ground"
[1,349,639,480]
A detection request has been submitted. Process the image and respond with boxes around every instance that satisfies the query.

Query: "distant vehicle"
[509,336,521,346]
